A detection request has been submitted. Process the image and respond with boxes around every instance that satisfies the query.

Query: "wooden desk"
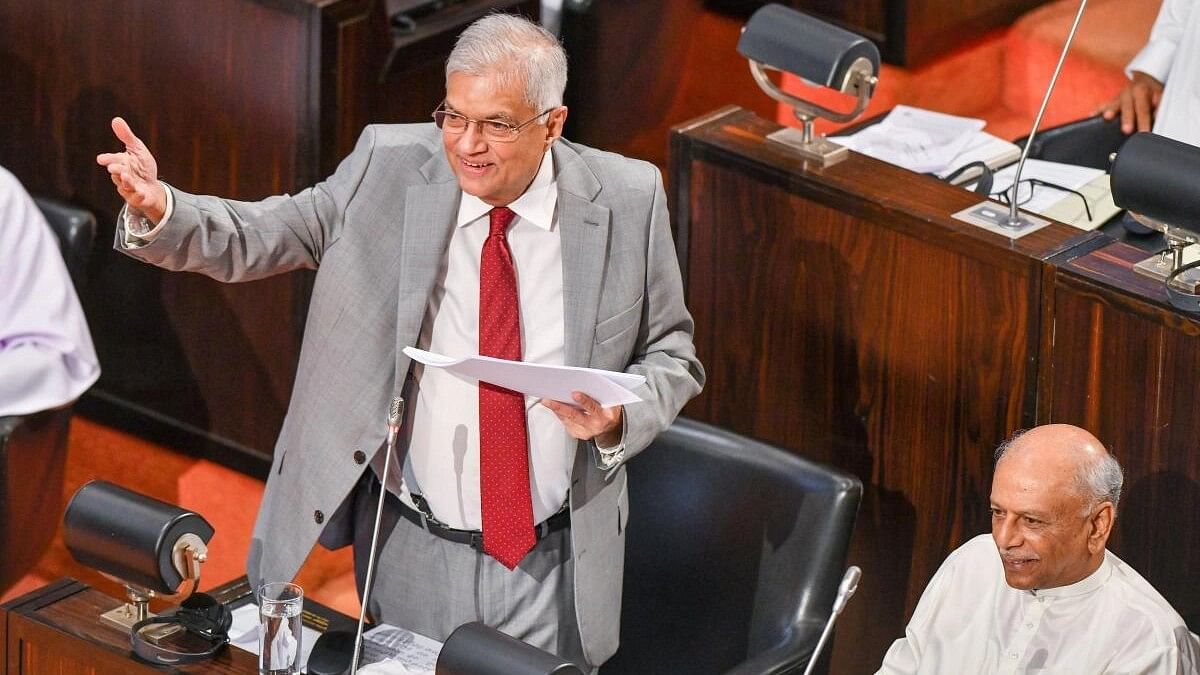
[669,106,1098,673]
[1041,241,1200,630]
[1,578,351,674]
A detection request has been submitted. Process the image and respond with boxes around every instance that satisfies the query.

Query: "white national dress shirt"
[383,149,576,531]
[0,166,100,416]
[1127,0,1200,146]
[877,534,1200,675]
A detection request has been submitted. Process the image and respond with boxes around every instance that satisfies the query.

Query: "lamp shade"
[1111,132,1200,232]
[435,622,583,675]
[737,4,879,92]
[64,480,214,594]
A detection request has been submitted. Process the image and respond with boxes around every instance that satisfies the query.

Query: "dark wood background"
[669,107,1200,673]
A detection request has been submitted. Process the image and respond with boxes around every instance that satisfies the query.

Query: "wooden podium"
[670,106,1200,672]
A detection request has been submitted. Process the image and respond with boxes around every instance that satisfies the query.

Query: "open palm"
[95,117,167,223]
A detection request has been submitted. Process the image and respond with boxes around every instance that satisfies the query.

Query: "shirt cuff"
[1127,40,1176,83]
[122,182,174,246]
[593,413,627,469]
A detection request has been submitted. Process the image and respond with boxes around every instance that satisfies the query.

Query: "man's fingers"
[111,116,144,152]
[1119,89,1136,134]
[1133,88,1152,133]
[571,392,603,415]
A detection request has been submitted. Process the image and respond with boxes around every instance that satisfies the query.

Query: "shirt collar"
[455,150,557,231]
[1028,553,1113,599]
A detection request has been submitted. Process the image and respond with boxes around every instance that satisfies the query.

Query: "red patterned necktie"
[478,206,535,569]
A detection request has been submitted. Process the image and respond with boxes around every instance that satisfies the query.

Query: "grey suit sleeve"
[615,167,705,464]
[114,126,380,282]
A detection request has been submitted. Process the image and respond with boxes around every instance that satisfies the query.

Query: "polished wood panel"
[1041,242,1200,628]
[670,107,1095,673]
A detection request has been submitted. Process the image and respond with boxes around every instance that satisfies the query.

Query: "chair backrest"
[33,196,96,289]
[602,418,862,675]
[1015,115,1128,171]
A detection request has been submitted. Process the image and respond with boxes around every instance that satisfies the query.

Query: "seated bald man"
[878,424,1200,674]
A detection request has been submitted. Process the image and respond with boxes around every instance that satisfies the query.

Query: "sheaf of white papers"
[404,347,646,408]
[834,105,987,173]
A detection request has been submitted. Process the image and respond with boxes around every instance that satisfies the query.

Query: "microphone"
[955,0,1090,233]
[801,566,862,675]
[305,396,406,675]
[350,396,405,673]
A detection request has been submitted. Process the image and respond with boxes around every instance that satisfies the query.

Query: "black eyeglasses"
[993,178,1094,222]
[431,103,555,143]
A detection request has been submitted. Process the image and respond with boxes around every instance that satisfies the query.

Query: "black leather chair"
[0,197,96,592]
[601,418,863,675]
[1014,115,1128,171]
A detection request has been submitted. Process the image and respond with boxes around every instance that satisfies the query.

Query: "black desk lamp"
[737,3,879,165]
[1111,131,1200,311]
[63,480,214,631]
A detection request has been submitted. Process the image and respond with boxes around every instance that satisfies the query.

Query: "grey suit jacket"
[116,123,704,664]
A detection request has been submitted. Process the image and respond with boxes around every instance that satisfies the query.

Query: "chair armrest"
[723,619,826,675]
[0,415,24,439]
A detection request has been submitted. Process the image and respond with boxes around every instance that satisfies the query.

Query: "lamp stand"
[767,114,848,164]
[1134,237,1200,292]
[99,584,156,632]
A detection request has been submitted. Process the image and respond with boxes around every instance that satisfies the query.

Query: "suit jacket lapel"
[393,151,459,389]
[554,142,610,368]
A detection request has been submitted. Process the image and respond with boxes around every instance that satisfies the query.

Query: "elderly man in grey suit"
[96,13,703,671]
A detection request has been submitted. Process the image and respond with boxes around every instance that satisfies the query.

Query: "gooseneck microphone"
[1003,0,1090,228]
[801,566,862,675]
[350,396,405,674]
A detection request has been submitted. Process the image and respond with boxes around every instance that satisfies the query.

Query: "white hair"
[445,13,567,112]
[994,429,1124,511]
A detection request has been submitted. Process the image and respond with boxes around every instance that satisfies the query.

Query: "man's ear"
[1088,501,1115,554]
[545,106,568,146]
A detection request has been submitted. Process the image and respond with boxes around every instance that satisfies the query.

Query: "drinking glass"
[258,582,303,675]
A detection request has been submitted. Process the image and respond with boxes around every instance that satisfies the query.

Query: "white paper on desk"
[404,347,646,407]
[359,623,442,673]
[989,160,1118,230]
[835,105,986,173]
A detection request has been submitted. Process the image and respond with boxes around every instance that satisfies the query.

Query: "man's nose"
[456,122,488,153]
[993,517,1022,548]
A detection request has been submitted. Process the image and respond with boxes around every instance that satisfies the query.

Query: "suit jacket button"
[353,450,366,465]
[314,510,324,524]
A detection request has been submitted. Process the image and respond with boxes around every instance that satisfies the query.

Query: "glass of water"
[258,582,304,675]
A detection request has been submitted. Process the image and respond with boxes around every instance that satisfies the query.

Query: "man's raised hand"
[95,117,167,224]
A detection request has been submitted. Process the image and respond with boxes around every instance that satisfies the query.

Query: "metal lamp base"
[1134,249,1200,292]
[766,127,848,165]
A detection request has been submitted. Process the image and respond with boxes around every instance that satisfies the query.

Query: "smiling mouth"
[1002,556,1039,570]
[460,158,493,171]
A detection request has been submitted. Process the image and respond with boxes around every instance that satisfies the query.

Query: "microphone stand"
[801,566,862,675]
[954,0,1089,234]
[350,397,405,674]
[1003,0,1090,229]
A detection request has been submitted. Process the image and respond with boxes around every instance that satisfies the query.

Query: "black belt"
[390,490,570,551]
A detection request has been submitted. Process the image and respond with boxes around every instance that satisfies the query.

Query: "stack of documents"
[834,105,1020,181]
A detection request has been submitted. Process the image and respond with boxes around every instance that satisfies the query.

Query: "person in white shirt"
[0,165,99,416]
[1099,0,1200,145]
[878,424,1200,675]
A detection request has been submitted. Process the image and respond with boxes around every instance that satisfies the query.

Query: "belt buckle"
[469,531,484,551]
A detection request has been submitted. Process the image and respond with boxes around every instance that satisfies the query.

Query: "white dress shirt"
[0,166,100,416]
[1127,0,1200,145]
[386,149,575,530]
[878,534,1200,675]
